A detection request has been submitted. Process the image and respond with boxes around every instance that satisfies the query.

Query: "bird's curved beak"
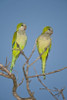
[50,29,53,35]
[51,30,53,34]
[24,25,27,30]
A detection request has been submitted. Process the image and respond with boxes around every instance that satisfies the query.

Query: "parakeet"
[36,26,53,79]
[10,23,27,73]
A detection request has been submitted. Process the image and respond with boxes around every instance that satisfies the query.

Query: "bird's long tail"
[42,57,46,79]
[10,56,16,73]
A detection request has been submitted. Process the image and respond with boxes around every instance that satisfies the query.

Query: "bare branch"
[0,38,67,100]
[0,64,11,75]
[12,42,28,60]
[29,56,40,67]
[61,91,65,100]
[28,39,37,60]
[0,64,35,100]
[33,67,58,100]
[53,88,65,100]
[5,57,7,66]
[29,41,52,68]
[38,77,58,100]
[28,66,67,78]
[17,78,24,87]
[22,62,36,100]
[0,72,10,78]
[20,50,28,60]
[11,74,33,100]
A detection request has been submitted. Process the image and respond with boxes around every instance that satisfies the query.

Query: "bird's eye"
[21,25,23,26]
[48,29,50,30]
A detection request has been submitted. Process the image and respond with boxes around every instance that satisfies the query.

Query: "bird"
[36,26,53,79]
[10,23,27,73]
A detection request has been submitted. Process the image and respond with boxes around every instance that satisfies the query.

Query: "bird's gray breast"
[16,31,27,47]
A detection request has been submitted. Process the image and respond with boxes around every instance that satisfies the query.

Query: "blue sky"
[0,0,67,100]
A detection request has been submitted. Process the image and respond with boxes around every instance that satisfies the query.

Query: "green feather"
[10,56,16,73]
[16,23,23,31]
[42,26,52,34]
[36,26,53,79]
[41,45,51,79]
[10,23,27,73]
[12,32,17,48]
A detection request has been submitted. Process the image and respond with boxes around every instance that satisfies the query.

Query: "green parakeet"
[36,26,53,79]
[10,23,27,73]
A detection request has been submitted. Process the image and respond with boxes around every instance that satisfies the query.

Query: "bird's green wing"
[12,32,17,48]
[41,43,51,79]
[46,42,51,60]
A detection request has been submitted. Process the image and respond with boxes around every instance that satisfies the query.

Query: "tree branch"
[28,66,67,78]
[0,64,35,100]
[0,40,67,100]
[22,62,36,100]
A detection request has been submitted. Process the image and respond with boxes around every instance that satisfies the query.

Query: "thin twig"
[5,62,11,68]
[0,64,11,75]
[0,64,34,100]
[23,62,36,100]
[17,78,24,87]
[28,67,67,78]
[29,41,51,68]
[26,64,35,99]
[38,77,58,100]
[0,72,10,78]
[12,48,28,60]
[28,39,37,60]
[5,57,7,66]
[12,42,28,60]
[61,91,65,100]
[34,67,58,100]
[53,88,65,100]
[29,56,40,67]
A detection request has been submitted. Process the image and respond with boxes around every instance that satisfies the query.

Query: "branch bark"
[28,67,67,78]
[0,41,67,100]
[0,64,34,100]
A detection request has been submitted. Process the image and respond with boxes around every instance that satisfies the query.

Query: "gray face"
[19,24,27,31]
[45,28,53,36]
[17,24,27,35]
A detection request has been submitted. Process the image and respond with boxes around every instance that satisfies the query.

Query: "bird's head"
[42,26,53,36]
[16,23,27,31]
